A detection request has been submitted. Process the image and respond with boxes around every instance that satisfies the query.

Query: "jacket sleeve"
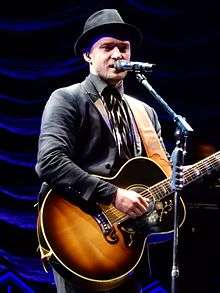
[35,88,117,204]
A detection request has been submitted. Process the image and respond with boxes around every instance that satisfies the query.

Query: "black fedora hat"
[74,9,142,55]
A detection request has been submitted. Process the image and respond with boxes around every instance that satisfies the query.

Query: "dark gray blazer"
[35,75,163,204]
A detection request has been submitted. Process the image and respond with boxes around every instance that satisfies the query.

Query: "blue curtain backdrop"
[0,1,219,292]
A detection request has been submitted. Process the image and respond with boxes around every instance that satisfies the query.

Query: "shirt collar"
[88,73,124,97]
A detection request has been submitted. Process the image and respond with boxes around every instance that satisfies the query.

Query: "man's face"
[85,37,131,85]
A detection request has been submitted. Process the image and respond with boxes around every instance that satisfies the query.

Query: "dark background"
[0,1,219,292]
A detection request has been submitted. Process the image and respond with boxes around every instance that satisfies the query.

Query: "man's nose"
[111,47,122,59]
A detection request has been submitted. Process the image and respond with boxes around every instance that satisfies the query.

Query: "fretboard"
[150,151,220,201]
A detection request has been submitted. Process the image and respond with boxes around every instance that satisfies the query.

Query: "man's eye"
[101,45,128,52]
[120,47,127,53]
[103,46,112,51]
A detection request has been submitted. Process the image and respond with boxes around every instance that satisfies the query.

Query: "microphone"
[114,60,155,72]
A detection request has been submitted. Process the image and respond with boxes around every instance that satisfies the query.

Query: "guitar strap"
[125,95,172,177]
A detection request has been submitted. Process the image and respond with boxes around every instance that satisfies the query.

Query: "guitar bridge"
[120,226,136,247]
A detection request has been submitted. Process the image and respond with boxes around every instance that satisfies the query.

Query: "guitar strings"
[104,153,220,223]
[142,153,220,198]
[107,156,220,223]
[106,154,220,222]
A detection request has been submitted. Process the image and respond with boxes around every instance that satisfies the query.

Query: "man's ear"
[83,52,92,64]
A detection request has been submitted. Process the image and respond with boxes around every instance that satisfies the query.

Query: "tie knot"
[102,86,122,109]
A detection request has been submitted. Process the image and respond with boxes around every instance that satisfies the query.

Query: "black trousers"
[52,241,172,293]
[53,268,143,293]
[53,267,150,293]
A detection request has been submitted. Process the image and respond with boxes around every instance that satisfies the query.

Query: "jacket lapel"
[80,78,113,135]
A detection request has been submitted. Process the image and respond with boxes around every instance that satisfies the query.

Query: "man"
[36,9,171,293]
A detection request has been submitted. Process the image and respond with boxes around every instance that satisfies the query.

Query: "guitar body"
[37,157,186,291]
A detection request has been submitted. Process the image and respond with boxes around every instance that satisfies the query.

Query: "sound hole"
[128,184,148,195]
[128,184,155,213]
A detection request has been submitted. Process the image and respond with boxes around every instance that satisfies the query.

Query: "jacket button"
[105,162,111,169]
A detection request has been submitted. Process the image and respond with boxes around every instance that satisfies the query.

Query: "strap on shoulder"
[125,95,172,177]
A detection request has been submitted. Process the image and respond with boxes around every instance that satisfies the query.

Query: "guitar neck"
[151,150,220,202]
[183,151,220,185]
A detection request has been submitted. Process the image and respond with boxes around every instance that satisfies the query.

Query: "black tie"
[103,87,133,159]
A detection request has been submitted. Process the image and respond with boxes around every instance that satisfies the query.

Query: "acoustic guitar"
[37,152,220,291]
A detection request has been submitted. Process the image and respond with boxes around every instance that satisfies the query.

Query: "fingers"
[114,188,150,218]
[129,211,138,219]
[139,195,149,208]
[128,195,149,218]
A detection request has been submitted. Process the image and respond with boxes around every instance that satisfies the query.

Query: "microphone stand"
[136,73,193,293]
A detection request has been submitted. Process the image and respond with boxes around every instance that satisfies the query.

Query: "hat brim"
[74,22,143,55]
